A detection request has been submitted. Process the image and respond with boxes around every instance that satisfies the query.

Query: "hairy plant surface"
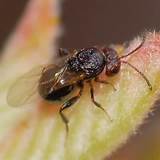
[0,0,160,160]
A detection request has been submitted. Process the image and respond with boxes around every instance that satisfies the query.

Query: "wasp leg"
[59,82,84,135]
[95,77,116,91]
[58,48,70,57]
[88,81,112,122]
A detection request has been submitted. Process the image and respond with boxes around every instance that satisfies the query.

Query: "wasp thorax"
[68,47,105,78]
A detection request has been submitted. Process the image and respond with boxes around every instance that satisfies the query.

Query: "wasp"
[7,38,152,133]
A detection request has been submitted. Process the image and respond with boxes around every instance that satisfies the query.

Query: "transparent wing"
[41,66,86,91]
[7,66,44,107]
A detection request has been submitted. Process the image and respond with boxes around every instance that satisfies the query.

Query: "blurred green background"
[1,0,160,159]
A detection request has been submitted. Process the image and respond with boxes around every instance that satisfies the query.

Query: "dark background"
[1,0,160,159]
[1,0,160,49]
[61,0,160,48]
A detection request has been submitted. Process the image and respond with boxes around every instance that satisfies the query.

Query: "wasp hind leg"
[88,80,112,122]
[59,82,84,136]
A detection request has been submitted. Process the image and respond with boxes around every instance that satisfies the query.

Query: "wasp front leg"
[95,77,116,91]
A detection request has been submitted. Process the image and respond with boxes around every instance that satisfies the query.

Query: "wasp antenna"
[119,37,145,59]
[121,60,152,90]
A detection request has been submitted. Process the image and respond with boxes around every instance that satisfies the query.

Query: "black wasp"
[7,38,152,133]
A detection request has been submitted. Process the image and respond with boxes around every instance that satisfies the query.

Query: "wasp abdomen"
[45,85,74,101]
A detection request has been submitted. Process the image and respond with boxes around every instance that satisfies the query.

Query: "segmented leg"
[59,82,84,135]
[95,77,116,91]
[58,48,70,57]
[88,81,112,122]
